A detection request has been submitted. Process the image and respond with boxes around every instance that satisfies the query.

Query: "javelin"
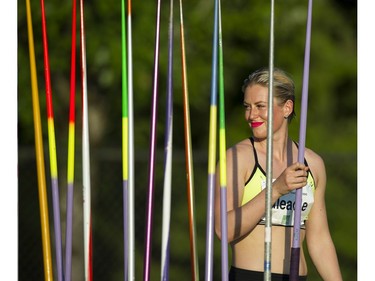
[143,0,162,279]
[290,0,313,280]
[39,0,64,279]
[160,0,174,279]
[264,1,275,280]
[217,0,229,279]
[179,0,200,279]
[204,0,219,279]
[121,0,129,278]
[26,1,54,279]
[121,0,136,278]
[126,0,135,279]
[65,0,78,279]
[79,0,93,280]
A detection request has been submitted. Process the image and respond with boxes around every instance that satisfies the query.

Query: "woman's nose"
[249,108,258,119]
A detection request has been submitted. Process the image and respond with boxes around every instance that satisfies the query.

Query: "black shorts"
[229,266,307,281]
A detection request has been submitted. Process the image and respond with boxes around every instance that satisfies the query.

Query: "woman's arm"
[214,143,266,242]
[305,150,343,281]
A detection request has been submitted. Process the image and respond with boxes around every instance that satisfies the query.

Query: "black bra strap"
[249,137,259,164]
[293,140,309,167]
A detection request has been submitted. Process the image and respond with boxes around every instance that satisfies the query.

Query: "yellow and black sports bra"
[241,137,315,228]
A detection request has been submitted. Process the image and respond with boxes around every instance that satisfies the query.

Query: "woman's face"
[243,84,288,139]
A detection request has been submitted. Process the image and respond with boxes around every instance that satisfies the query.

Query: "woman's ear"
[283,99,294,118]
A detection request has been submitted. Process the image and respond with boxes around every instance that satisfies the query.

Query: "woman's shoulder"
[225,138,255,163]
[304,147,326,182]
[227,138,256,180]
[304,147,324,167]
[228,138,253,155]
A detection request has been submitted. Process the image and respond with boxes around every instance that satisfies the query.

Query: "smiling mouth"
[251,122,263,128]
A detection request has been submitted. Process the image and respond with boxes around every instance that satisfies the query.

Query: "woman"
[214,67,343,281]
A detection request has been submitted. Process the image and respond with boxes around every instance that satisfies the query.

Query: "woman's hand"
[272,162,309,198]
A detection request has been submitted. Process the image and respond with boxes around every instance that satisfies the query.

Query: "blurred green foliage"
[18,0,356,280]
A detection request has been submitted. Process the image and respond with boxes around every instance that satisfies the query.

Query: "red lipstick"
[251,122,263,128]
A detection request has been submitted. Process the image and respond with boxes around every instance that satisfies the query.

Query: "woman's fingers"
[273,162,309,196]
[287,163,308,187]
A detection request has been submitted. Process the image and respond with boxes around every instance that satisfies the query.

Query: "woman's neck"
[253,133,291,162]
